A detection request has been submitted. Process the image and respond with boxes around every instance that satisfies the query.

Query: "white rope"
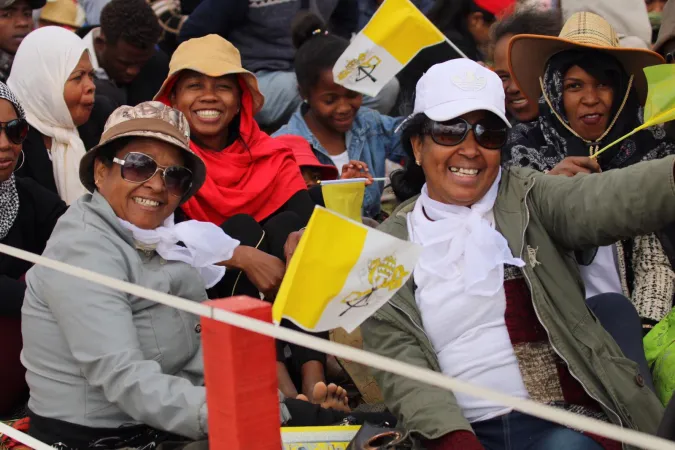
[2,242,675,450]
[0,422,55,450]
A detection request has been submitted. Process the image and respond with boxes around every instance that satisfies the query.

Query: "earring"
[415,160,421,166]
[13,150,24,172]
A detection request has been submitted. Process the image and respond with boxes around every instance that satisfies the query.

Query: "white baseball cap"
[401,59,511,130]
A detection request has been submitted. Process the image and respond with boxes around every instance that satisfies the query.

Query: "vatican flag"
[333,0,448,97]
[273,207,421,332]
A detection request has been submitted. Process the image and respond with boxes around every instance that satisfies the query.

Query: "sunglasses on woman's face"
[0,119,29,145]
[113,152,193,198]
[424,117,508,150]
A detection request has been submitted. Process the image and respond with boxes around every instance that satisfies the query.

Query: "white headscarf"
[408,170,525,298]
[7,26,89,205]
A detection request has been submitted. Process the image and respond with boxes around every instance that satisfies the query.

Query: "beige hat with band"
[79,101,207,204]
[153,34,265,115]
[508,11,664,104]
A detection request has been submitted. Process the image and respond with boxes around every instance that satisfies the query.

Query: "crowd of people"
[2,0,675,448]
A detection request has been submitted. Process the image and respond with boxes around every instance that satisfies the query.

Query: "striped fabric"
[503,265,621,450]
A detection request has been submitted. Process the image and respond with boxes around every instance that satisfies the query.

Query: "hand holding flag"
[273,207,421,332]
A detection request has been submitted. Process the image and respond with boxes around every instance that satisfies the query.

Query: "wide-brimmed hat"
[153,34,264,115]
[80,101,207,203]
[509,11,664,104]
[275,134,339,181]
[39,0,84,28]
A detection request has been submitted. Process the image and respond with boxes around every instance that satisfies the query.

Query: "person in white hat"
[361,58,671,449]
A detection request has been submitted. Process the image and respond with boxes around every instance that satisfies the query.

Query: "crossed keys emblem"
[337,52,382,84]
[339,256,409,317]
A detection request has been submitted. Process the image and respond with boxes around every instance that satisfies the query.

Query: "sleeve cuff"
[424,430,483,450]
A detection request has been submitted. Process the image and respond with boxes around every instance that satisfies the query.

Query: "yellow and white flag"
[273,207,421,332]
[333,0,447,97]
[321,178,365,222]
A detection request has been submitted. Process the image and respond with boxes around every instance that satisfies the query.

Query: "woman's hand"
[226,246,285,299]
[548,156,601,177]
[341,160,374,185]
[284,229,305,267]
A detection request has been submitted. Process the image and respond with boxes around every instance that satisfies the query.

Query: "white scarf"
[7,26,89,205]
[408,170,525,297]
[119,215,240,289]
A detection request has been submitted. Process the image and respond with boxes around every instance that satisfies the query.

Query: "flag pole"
[443,36,468,59]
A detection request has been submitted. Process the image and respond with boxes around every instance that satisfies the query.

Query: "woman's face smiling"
[493,34,539,123]
[562,65,614,142]
[305,69,363,134]
[411,111,502,207]
[171,71,241,150]
[94,138,185,230]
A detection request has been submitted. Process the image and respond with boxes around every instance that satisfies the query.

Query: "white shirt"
[407,181,529,423]
[579,245,623,299]
[328,151,349,171]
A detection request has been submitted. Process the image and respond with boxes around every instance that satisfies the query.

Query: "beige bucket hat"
[154,34,265,115]
[508,11,664,104]
[79,101,207,203]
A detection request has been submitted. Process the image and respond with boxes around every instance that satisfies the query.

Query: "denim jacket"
[274,106,405,218]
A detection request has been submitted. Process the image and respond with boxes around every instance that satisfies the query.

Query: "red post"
[201,296,281,450]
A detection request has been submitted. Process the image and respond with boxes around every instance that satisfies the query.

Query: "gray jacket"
[22,192,208,440]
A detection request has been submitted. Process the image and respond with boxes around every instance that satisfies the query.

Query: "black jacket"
[0,177,67,317]
[16,127,58,195]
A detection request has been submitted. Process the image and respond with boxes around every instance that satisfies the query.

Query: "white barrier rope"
[2,242,675,450]
[0,422,54,450]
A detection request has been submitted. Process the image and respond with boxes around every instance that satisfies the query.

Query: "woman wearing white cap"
[362,58,670,449]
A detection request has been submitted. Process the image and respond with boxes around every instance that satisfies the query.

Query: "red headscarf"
[166,77,307,224]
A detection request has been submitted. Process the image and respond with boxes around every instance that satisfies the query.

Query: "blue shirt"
[274,106,406,219]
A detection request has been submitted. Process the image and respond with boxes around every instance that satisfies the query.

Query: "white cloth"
[580,245,623,299]
[118,215,240,289]
[408,172,529,422]
[7,26,90,205]
[329,151,349,171]
[82,28,109,80]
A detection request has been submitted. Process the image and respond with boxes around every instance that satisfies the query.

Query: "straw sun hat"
[508,11,664,104]
[80,101,207,204]
[154,34,265,115]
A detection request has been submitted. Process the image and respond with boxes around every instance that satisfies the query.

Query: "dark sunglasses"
[0,119,28,145]
[424,117,508,150]
[113,152,193,198]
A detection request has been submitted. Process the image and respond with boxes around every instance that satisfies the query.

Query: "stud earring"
[415,160,421,166]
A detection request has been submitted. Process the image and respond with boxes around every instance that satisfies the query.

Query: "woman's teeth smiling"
[134,197,160,207]
[450,167,479,177]
[195,110,221,120]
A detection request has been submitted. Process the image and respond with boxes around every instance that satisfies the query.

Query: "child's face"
[301,167,322,188]
[306,69,363,134]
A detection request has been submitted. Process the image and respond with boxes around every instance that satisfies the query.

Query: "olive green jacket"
[362,157,675,448]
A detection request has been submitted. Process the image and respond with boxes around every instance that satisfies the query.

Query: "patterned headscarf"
[503,50,675,172]
[0,81,26,241]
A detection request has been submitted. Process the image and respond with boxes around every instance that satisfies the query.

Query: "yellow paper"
[644,64,675,125]
[322,181,365,222]
[362,0,445,64]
